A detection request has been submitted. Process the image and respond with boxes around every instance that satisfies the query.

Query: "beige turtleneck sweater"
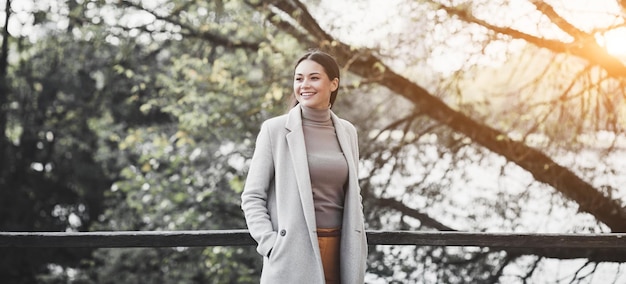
[301,105,348,229]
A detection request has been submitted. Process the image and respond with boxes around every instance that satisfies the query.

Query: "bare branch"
[376,197,457,231]
[260,0,626,232]
[431,1,626,78]
[531,1,587,40]
[118,0,260,49]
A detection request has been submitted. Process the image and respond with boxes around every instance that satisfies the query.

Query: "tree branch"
[261,0,626,232]
[118,0,260,49]
[433,1,626,77]
[531,1,587,40]
[376,197,456,231]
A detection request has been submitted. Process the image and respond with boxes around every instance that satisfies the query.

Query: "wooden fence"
[2,230,626,261]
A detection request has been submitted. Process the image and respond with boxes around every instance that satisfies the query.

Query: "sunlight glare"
[597,27,626,58]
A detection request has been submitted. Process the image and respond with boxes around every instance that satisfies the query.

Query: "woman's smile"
[300,92,316,97]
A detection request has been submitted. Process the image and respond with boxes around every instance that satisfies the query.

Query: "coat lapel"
[285,105,317,234]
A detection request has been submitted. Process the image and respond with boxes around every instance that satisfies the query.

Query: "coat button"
[280,229,286,236]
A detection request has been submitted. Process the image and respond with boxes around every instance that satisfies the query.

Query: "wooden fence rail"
[2,230,626,261]
[0,230,623,248]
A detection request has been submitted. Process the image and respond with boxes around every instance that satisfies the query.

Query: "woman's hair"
[290,50,341,109]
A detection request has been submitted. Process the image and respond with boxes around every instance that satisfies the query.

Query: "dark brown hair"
[290,50,340,109]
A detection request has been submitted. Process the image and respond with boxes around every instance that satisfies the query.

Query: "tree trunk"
[0,0,11,187]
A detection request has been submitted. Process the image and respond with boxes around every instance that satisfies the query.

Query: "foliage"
[1,0,294,282]
[3,0,626,283]
[0,16,118,282]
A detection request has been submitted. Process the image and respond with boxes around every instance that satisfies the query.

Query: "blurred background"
[1,0,626,283]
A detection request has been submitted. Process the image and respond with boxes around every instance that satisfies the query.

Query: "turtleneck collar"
[301,105,331,123]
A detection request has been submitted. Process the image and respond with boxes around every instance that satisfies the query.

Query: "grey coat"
[241,105,367,283]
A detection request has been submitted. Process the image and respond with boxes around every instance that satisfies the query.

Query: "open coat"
[241,105,367,284]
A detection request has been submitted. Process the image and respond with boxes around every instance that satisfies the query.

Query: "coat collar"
[285,104,303,132]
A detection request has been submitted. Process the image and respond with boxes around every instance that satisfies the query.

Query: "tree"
[256,0,626,282]
[54,0,302,282]
[0,0,119,281]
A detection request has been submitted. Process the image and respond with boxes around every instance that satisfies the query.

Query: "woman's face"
[293,59,338,110]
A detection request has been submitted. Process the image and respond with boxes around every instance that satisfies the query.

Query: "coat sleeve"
[241,122,277,257]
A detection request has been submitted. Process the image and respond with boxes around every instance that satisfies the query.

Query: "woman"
[241,50,367,284]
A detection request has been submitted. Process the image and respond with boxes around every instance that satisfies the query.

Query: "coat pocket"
[267,229,287,262]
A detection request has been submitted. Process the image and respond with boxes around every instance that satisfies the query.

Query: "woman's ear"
[331,78,339,92]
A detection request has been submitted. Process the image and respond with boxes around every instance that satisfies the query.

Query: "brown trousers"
[317,228,341,284]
